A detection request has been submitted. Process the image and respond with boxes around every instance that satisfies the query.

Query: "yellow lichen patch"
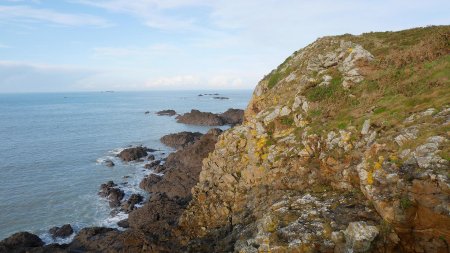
[367,171,374,185]
[257,137,268,151]
[341,132,351,143]
[347,47,353,53]
[373,162,382,171]
[261,153,269,161]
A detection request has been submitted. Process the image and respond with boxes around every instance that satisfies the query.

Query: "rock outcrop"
[118,146,150,161]
[176,109,244,126]
[178,26,450,252]
[160,131,203,149]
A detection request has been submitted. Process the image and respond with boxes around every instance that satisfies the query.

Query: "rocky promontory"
[1,26,449,253]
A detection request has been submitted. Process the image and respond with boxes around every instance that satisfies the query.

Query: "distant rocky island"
[1,26,449,253]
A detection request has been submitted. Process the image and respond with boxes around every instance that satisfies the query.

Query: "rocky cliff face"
[179,26,450,252]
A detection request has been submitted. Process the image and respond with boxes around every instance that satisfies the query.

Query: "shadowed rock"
[49,224,74,239]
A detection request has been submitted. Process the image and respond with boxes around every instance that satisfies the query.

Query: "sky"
[0,0,449,92]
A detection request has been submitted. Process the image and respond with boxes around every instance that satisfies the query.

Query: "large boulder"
[118,147,149,162]
[160,131,203,149]
[176,110,225,126]
[0,232,44,253]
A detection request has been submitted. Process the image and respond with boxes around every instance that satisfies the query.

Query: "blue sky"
[0,0,449,92]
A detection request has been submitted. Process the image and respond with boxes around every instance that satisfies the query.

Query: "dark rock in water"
[49,224,74,238]
[220,108,244,125]
[160,131,203,149]
[198,94,203,96]
[139,174,162,192]
[98,181,124,207]
[213,96,229,100]
[144,111,150,114]
[117,219,129,228]
[147,154,155,160]
[156,109,176,116]
[0,232,44,252]
[176,109,225,126]
[118,146,148,161]
[121,194,144,213]
[99,181,117,197]
[144,160,161,169]
[104,160,115,167]
[108,188,125,207]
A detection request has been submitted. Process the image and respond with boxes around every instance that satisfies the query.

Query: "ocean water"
[0,90,252,242]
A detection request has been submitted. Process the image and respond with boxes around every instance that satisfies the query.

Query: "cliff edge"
[178,26,450,252]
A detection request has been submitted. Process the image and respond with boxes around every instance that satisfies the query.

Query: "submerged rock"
[104,159,115,167]
[156,109,177,116]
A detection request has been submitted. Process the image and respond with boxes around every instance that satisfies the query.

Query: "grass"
[280,116,294,126]
[400,196,413,210]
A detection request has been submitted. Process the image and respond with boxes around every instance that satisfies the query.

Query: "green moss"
[400,196,413,210]
[280,116,294,126]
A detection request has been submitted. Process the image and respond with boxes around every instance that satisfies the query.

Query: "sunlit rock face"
[179,26,450,253]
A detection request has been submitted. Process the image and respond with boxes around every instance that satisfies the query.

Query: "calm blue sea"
[0,90,252,242]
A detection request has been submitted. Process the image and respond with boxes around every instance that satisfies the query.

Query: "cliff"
[1,26,449,253]
[178,26,450,252]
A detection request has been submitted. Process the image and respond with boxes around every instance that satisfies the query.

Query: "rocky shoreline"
[0,108,234,253]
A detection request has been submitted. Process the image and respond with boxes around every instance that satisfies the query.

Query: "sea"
[0,90,252,243]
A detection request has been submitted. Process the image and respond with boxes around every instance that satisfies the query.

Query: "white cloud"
[74,0,208,30]
[0,5,111,27]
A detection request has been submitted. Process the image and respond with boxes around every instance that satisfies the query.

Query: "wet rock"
[160,131,203,149]
[144,160,161,169]
[144,111,150,114]
[213,96,229,100]
[176,109,225,126]
[49,224,73,238]
[118,146,148,161]
[0,232,44,252]
[147,154,155,160]
[98,181,124,207]
[344,221,379,253]
[104,159,115,167]
[121,194,144,213]
[219,108,244,125]
[117,219,129,228]
[108,188,125,207]
[156,109,177,116]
